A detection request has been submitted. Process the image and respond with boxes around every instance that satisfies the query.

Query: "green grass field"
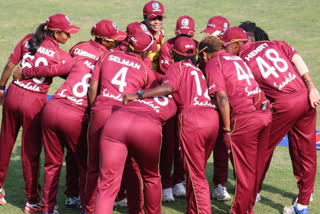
[0,0,319,213]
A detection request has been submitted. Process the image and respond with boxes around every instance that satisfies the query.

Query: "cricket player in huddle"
[0,13,79,213]
[223,26,319,214]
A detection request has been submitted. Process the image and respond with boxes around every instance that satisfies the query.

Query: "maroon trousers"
[228,110,272,214]
[40,100,87,213]
[160,115,185,189]
[64,149,80,197]
[259,89,317,205]
[178,108,219,214]
[94,111,163,214]
[85,104,122,214]
[0,84,46,203]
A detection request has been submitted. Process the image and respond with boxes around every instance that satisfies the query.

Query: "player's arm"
[291,53,320,108]
[123,84,173,103]
[215,90,231,132]
[0,60,16,104]
[88,79,99,106]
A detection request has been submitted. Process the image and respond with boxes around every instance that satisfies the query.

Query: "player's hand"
[0,89,5,105]
[223,132,232,152]
[123,93,138,104]
[13,67,23,80]
[308,87,320,108]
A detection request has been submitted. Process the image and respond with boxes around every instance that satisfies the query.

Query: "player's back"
[239,41,305,101]
[69,40,106,61]
[10,34,71,94]
[163,60,215,111]
[53,57,96,111]
[93,51,155,104]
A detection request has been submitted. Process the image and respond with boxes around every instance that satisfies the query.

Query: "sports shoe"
[65,196,81,209]
[24,202,41,213]
[172,182,186,197]
[256,192,261,202]
[212,184,232,201]
[114,197,127,207]
[294,193,313,206]
[283,205,308,214]
[162,188,175,202]
[0,187,6,205]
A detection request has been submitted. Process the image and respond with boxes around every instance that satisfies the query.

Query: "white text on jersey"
[37,46,55,58]
[244,43,268,62]
[74,48,99,61]
[108,55,141,70]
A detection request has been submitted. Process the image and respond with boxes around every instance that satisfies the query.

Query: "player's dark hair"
[254,26,269,41]
[172,50,197,65]
[198,35,222,54]
[28,23,54,55]
[239,21,269,41]
[91,29,104,44]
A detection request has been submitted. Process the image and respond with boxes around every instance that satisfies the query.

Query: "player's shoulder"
[69,41,90,51]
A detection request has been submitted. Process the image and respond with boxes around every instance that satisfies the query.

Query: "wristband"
[0,85,5,90]
[222,127,232,133]
[136,90,144,99]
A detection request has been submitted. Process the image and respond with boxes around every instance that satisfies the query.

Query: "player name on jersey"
[108,54,141,70]
[244,43,268,62]
[73,48,99,61]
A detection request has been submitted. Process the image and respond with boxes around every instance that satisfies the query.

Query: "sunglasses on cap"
[95,35,115,42]
[149,16,164,21]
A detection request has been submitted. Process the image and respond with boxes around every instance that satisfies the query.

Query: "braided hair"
[239,21,269,41]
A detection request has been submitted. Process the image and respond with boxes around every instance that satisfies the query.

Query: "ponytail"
[28,23,47,55]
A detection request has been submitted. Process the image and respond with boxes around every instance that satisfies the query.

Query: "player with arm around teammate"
[85,31,157,214]
[124,37,219,214]
[0,13,79,213]
[158,15,198,202]
[199,33,272,214]
[226,26,319,214]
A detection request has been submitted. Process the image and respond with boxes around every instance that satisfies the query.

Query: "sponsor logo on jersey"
[58,89,84,105]
[14,79,40,92]
[273,72,296,91]
[102,88,122,102]
[245,86,261,96]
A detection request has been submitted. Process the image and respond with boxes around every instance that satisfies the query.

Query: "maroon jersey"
[122,95,177,124]
[9,34,71,94]
[205,50,266,116]
[158,38,175,74]
[92,51,156,105]
[162,59,215,111]
[239,41,305,101]
[69,40,107,60]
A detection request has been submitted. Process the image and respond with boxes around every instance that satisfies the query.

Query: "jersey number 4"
[111,67,128,93]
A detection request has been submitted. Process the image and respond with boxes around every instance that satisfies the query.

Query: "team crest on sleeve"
[152,2,160,10]
[141,24,148,32]
[182,19,189,28]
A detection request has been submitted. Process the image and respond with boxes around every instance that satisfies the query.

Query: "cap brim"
[201,28,222,36]
[109,30,127,41]
[147,13,165,19]
[66,25,80,34]
[175,29,194,37]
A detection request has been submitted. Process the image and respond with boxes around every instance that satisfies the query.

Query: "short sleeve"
[8,34,33,65]
[205,59,226,96]
[275,40,297,61]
